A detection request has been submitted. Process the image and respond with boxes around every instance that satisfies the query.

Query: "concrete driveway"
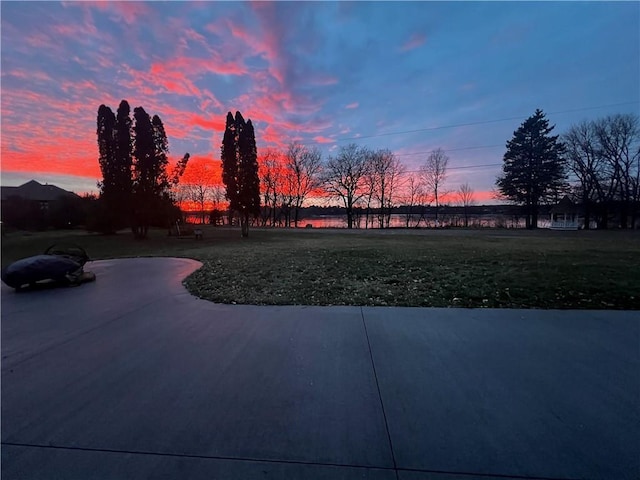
[2,258,638,479]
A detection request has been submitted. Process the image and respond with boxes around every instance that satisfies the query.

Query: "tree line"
[88,104,640,237]
[175,108,639,232]
[496,109,640,229]
[96,99,189,238]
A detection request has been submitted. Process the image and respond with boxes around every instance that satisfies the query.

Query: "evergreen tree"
[221,111,239,218]
[238,118,260,236]
[496,109,566,228]
[97,100,180,238]
[96,104,117,233]
[221,111,261,237]
[114,100,133,228]
[151,115,171,197]
[132,107,156,238]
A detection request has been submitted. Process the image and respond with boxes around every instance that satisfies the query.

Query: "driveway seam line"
[1,441,393,473]
[359,306,399,479]
[1,442,585,480]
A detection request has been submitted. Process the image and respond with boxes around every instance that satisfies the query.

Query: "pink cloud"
[311,75,339,86]
[400,33,427,52]
[313,136,335,144]
[345,102,359,109]
[107,2,153,25]
[51,21,97,38]
[225,17,285,85]
[188,114,226,132]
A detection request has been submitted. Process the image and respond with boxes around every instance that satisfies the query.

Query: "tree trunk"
[583,201,591,230]
[241,215,249,237]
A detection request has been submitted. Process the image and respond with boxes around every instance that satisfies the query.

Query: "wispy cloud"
[400,32,427,52]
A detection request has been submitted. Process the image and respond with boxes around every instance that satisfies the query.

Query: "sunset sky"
[1,1,639,203]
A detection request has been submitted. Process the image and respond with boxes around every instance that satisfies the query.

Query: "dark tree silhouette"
[564,114,640,229]
[221,112,239,226]
[323,143,370,229]
[114,100,133,228]
[96,104,117,232]
[420,148,449,226]
[97,100,184,237]
[285,141,323,228]
[496,109,566,229]
[221,111,261,237]
[456,182,475,227]
[238,117,260,236]
[130,108,172,238]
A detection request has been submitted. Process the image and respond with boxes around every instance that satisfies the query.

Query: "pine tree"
[496,109,566,228]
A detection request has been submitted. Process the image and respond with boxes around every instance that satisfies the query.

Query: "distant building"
[1,180,82,230]
[1,180,79,211]
[550,196,579,230]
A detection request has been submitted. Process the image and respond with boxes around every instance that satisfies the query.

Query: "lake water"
[270,214,550,229]
[184,212,550,229]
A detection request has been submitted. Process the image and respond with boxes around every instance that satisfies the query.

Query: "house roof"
[550,196,577,214]
[0,180,79,202]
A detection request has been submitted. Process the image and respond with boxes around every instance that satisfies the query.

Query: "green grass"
[2,226,639,309]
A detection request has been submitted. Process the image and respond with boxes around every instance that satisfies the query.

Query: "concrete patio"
[2,258,638,479]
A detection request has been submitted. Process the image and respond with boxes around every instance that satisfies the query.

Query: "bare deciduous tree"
[564,114,640,228]
[456,182,475,227]
[179,156,218,224]
[563,121,602,229]
[420,148,449,226]
[285,141,323,227]
[323,143,370,229]
[399,174,422,228]
[259,148,284,227]
[372,150,404,228]
[594,114,639,228]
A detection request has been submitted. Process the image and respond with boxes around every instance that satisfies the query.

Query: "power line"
[401,163,503,175]
[324,100,640,144]
[394,144,504,157]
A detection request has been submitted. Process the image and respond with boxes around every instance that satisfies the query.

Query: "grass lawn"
[2,226,639,309]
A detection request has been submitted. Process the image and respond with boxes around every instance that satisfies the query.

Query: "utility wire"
[402,163,503,175]
[322,100,640,144]
[394,144,504,157]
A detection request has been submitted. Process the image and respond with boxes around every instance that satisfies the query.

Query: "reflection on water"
[184,212,550,229]
[298,214,550,229]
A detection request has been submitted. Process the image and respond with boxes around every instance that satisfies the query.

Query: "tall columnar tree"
[96,104,117,232]
[98,100,181,238]
[496,109,567,229]
[112,100,133,229]
[221,111,261,237]
[221,112,238,225]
